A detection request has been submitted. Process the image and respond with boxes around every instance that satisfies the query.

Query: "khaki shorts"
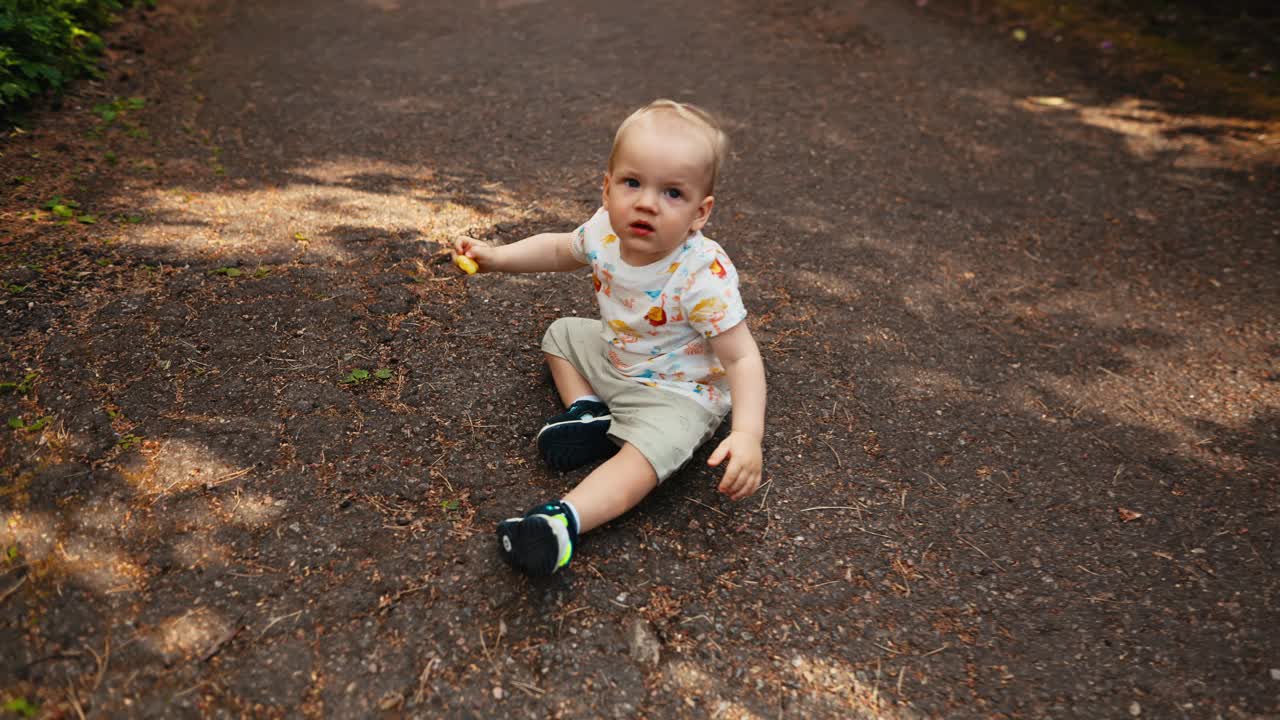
[541,317,723,482]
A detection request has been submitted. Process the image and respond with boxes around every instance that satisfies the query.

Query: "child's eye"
[623,178,640,188]
[664,188,683,200]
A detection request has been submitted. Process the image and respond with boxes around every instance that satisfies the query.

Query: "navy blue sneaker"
[496,501,580,575]
[536,399,619,471]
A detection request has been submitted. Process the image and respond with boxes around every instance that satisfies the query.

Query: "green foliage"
[92,94,143,123]
[0,372,38,394]
[340,368,394,385]
[3,697,39,718]
[7,415,51,432]
[0,1,153,118]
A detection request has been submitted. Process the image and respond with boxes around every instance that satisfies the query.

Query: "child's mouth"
[630,221,654,236]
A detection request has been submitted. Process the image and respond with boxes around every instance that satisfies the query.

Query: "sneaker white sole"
[536,414,612,441]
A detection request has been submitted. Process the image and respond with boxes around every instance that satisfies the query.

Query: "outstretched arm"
[707,320,766,500]
[453,231,586,274]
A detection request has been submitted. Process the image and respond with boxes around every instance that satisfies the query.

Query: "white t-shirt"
[569,207,748,416]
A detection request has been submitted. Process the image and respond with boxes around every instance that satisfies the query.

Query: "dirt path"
[2,0,1276,717]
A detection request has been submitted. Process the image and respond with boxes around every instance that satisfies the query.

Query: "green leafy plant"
[0,1,151,119]
[3,697,38,718]
[92,95,144,124]
[340,368,370,384]
[211,266,241,278]
[41,195,78,219]
[340,368,393,385]
[7,415,51,432]
[0,372,38,394]
[116,433,141,450]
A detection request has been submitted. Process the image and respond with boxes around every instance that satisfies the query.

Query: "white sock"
[560,499,581,533]
[570,394,601,406]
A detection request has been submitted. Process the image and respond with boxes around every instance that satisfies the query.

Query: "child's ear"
[601,173,612,206]
[690,195,715,232]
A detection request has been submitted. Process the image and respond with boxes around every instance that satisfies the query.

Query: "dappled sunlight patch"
[708,700,764,720]
[170,531,232,570]
[663,659,715,692]
[3,510,58,562]
[71,493,133,535]
[375,96,445,114]
[884,365,972,403]
[141,606,233,665]
[58,536,146,594]
[788,655,921,719]
[660,655,920,718]
[226,493,285,528]
[1036,350,1276,464]
[793,269,864,304]
[124,157,525,261]
[121,437,241,498]
[1020,95,1278,171]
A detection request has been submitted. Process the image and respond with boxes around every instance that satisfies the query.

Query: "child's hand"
[707,431,763,500]
[452,237,496,273]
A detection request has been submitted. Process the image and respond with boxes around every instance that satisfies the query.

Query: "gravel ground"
[1,0,1276,717]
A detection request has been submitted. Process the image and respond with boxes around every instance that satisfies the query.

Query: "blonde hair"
[607,99,730,194]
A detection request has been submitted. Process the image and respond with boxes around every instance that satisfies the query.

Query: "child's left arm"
[707,321,767,500]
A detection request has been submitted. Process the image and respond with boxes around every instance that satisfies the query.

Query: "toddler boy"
[453,99,766,576]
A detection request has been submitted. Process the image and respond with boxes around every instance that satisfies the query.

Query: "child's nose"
[636,188,659,211]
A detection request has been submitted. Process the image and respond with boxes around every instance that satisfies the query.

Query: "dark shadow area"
[923,0,1280,121]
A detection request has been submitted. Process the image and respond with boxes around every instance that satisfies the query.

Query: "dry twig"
[685,496,729,517]
[0,574,28,604]
[959,536,1005,571]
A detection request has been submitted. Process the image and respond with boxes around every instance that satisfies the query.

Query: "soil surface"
[1,1,1277,718]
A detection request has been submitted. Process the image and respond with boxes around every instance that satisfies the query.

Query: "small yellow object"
[454,255,478,275]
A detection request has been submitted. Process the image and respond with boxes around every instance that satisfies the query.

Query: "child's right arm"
[453,232,585,274]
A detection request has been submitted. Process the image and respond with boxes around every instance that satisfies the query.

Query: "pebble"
[1271,668,1280,681]
[493,687,504,700]
[627,618,661,667]
[1129,701,1141,717]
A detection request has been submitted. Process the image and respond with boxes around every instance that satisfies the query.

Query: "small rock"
[1270,668,1280,681]
[493,687,504,700]
[1129,701,1141,716]
[627,618,661,667]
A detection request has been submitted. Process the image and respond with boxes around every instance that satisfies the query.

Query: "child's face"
[602,116,715,267]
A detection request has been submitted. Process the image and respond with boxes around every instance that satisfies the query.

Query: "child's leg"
[546,353,595,407]
[539,352,618,471]
[562,443,657,532]
[496,443,656,575]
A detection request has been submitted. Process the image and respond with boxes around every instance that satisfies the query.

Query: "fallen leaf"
[1117,507,1142,522]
